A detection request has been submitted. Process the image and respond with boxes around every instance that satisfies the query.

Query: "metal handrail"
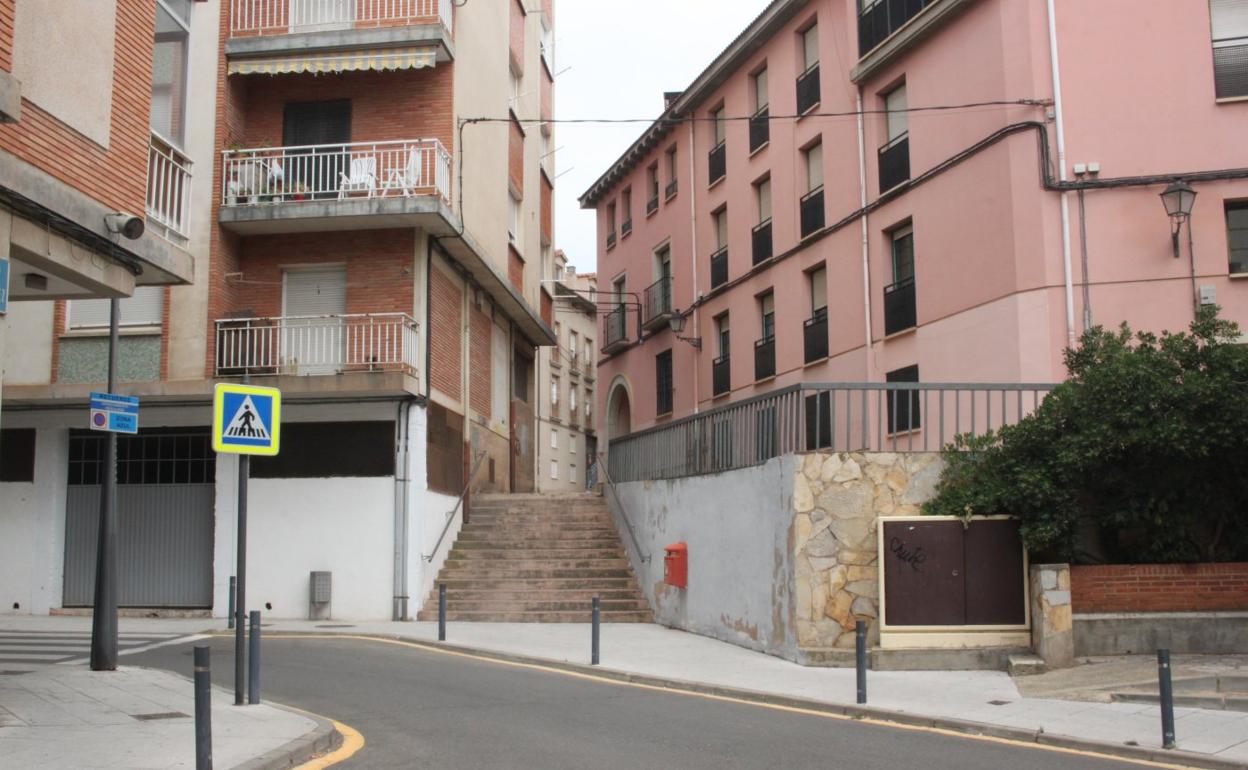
[423,451,488,562]
[596,451,650,563]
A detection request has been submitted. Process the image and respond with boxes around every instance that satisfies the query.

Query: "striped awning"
[228,47,437,76]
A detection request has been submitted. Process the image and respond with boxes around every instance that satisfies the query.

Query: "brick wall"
[508,245,524,293]
[540,288,552,327]
[540,171,552,245]
[238,67,454,153]
[0,0,151,216]
[229,230,414,317]
[509,0,525,68]
[1071,563,1248,613]
[509,116,524,194]
[469,304,490,418]
[540,67,552,123]
[0,0,14,72]
[429,263,462,401]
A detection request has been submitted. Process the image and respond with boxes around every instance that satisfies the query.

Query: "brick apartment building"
[582,0,1248,451]
[1,0,558,622]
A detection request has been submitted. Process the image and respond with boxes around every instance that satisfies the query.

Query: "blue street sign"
[0,257,9,314]
[212,383,281,456]
[89,392,140,434]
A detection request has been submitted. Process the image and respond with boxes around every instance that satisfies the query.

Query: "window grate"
[68,429,215,486]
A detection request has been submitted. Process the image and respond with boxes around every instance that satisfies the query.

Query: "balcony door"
[289,0,355,31]
[283,100,352,198]
[282,265,347,375]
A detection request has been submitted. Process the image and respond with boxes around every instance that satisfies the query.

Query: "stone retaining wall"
[793,451,943,654]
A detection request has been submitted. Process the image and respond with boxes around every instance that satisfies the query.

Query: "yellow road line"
[273,703,365,769]
[223,633,1200,770]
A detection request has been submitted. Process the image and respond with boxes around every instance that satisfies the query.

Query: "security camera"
[104,212,145,240]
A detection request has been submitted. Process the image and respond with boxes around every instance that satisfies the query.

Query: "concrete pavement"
[3,615,1246,768]
[0,618,335,770]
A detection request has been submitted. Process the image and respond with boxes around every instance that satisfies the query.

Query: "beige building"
[537,251,598,493]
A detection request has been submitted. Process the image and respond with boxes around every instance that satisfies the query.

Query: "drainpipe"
[392,399,412,621]
[1077,188,1092,330]
[687,119,701,413]
[1046,0,1077,349]
[855,86,874,379]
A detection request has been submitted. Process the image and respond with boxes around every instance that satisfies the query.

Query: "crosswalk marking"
[0,631,188,669]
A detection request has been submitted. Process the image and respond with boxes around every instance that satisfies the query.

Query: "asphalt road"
[129,635,1144,770]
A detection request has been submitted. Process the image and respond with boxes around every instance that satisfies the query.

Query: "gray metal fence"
[606,382,1056,483]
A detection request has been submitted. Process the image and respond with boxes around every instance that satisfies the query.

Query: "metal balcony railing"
[803,310,828,363]
[796,63,820,114]
[709,246,728,290]
[665,179,678,199]
[800,186,825,238]
[222,138,451,206]
[215,313,419,378]
[606,381,1056,482]
[1215,35,1248,99]
[646,196,659,216]
[884,276,917,335]
[568,348,581,374]
[643,276,673,328]
[754,336,776,381]
[708,141,726,186]
[146,134,193,244]
[712,355,731,397]
[752,219,773,264]
[606,230,617,249]
[878,132,910,192]
[603,306,628,351]
[749,106,770,153]
[858,0,935,57]
[230,0,452,36]
[621,218,633,237]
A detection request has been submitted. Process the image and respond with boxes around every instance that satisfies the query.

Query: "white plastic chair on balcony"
[338,156,377,199]
[381,147,423,197]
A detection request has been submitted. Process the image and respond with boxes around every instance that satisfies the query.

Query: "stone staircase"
[417,493,653,623]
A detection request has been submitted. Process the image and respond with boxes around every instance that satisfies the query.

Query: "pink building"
[581,0,1248,447]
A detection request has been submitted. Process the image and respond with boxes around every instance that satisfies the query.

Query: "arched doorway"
[606,377,633,443]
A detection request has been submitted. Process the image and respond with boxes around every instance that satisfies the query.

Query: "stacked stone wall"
[792,451,943,652]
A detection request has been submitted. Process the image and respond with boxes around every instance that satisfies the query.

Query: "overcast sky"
[552,1,769,275]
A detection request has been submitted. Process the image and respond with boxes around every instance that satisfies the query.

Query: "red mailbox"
[664,542,688,588]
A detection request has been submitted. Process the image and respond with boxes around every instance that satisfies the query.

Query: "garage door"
[63,429,215,608]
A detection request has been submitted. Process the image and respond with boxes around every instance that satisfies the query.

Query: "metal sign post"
[211,383,281,705]
[89,299,122,671]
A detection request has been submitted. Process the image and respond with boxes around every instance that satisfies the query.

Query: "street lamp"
[669,309,701,348]
[1160,180,1196,259]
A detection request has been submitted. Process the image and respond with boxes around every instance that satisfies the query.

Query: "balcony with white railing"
[219,138,454,234]
[229,0,453,38]
[215,313,419,384]
[146,134,193,246]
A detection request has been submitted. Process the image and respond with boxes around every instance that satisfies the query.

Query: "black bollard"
[855,620,867,704]
[248,611,261,705]
[1158,649,1176,749]
[438,583,447,642]
[193,645,213,770]
[591,597,601,665]
[227,577,236,630]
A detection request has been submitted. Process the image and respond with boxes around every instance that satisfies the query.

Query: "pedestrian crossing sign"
[212,383,281,455]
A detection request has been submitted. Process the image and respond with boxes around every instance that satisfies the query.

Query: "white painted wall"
[405,401,459,612]
[245,477,395,621]
[0,300,53,385]
[0,422,69,615]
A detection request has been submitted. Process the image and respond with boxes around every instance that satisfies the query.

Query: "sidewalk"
[4,616,1247,768]
[0,618,335,770]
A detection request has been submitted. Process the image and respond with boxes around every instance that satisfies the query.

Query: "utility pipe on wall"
[687,119,701,414]
[1046,0,1077,349]
[855,87,874,380]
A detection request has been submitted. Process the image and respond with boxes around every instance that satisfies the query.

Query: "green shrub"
[924,306,1248,564]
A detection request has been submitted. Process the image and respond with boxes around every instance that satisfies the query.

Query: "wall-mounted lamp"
[1160,180,1196,259]
[669,309,701,349]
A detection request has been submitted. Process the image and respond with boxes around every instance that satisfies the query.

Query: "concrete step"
[457,528,621,539]
[414,609,653,623]
[433,577,639,590]
[447,548,626,560]
[424,599,653,613]
[431,568,636,579]
[440,558,633,571]
[452,538,623,550]
[466,515,613,526]
[1006,653,1047,677]
[430,588,645,602]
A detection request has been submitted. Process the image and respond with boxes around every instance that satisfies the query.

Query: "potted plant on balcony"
[288,182,310,202]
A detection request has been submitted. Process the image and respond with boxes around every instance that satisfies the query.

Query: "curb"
[261,630,1246,770]
[230,703,342,770]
